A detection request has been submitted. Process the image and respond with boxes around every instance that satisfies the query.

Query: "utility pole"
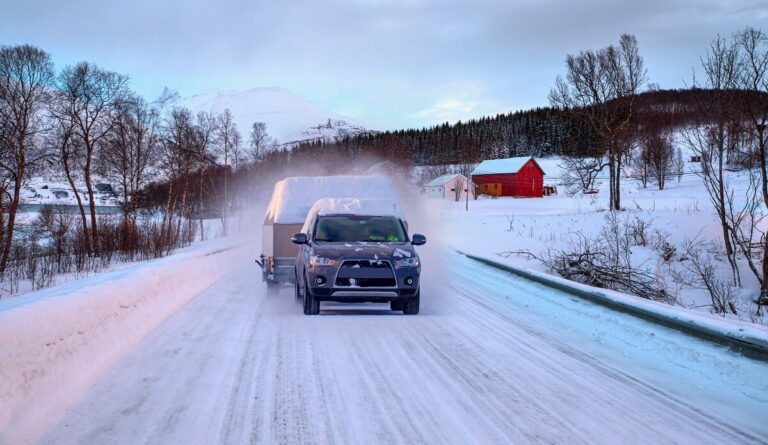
[466,176,470,212]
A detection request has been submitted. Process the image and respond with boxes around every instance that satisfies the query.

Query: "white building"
[424,174,474,201]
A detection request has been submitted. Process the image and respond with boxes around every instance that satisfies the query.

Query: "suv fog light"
[404,276,415,286]
[315,275,327,285]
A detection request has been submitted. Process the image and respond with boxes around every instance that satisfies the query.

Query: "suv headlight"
[310,256,337,269]
[395,256,420,268]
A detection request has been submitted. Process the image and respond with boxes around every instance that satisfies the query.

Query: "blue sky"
[1,0,766,130]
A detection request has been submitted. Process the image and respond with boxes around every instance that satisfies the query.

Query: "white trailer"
[258,175,402,287]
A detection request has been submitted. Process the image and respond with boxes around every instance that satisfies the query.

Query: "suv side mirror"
[291,233,308,245]
[411,234,426,246]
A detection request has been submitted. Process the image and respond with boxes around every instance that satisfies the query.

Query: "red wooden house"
[472,156,546,198]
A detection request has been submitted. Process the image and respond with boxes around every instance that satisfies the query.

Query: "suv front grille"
[335,260,396,288]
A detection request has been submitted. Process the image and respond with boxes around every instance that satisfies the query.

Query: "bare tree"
[0,112,11,264]
[47,107,89,249]
[559,155,607,195]
[680,238,739,315]
[736,27,768,204]
[631,142,651,189]
[724,168,765,302]
[0,44,54,273]
[99,94,159,251]
[550,34,647,210]
[670,146,685,184]
[248,121,272,161]
[640,122,674,190]
[735,26,768,312]
[682,35,745,286]
[230,130,244,172]
[57,62,128,255]
[215,108,240,233]
[194,112,218,241]
[160,107,197,249]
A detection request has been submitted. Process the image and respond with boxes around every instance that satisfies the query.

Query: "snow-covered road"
[29,241,767,445]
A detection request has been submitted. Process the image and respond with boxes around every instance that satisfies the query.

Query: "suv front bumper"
[308,286,419,302]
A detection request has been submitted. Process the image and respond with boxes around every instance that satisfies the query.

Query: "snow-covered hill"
[172,87,373,145]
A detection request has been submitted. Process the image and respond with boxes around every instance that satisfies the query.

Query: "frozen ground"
[19,177,119,208]
[2,168,768,444]
[1,217,767,444]
[440,165,768,324]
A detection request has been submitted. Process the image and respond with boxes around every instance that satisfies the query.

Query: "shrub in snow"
[500,213,676,304]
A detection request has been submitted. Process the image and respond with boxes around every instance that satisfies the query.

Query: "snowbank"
[265,176,399,224]
[0,239,243,440]
[301,198,406,233]
[459,251,768,354]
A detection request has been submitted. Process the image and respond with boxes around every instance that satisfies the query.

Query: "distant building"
[472,156,546,198]
[94,183,116,196]
[424,174,473,201]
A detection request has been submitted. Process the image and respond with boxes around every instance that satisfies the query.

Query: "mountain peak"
[175,87,371,145]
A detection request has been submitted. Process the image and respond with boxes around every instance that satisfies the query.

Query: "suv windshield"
[314,215,406,243]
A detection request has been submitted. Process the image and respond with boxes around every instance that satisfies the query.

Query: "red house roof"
[472,156,546,176]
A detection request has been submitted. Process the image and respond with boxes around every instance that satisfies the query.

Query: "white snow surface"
[19,177,119,207]
[173,87,372,145]
[462,251,768,349]
[5,235,766,444]
[445,154,768,324]
[3,172,768,444]
[301,198,406,233]
[0,238,244,442]
[472,156,545,175]
[265,175,399,225]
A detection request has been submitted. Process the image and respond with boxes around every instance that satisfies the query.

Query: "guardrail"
[457,250,768,360]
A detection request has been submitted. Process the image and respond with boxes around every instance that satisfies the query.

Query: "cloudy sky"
[1,0,765,130]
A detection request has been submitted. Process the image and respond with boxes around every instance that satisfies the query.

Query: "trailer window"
[314,215,406,243]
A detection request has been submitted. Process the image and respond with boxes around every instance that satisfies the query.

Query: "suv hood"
[311,242,416,260]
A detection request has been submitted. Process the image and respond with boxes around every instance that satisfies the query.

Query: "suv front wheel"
[294,269,303,302]
[303,276,320,315]
[402,290,420,315]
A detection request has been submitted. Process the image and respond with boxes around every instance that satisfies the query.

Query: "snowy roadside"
[0,235,249,441]
[458,250,768,354]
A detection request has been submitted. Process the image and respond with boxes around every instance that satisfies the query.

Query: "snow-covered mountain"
[172,87,373,145]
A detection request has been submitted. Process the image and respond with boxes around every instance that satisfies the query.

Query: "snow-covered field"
[1,169,767,444]
[19,177,119,209]
[0,236,245,440]
[1,219,766,444]
[436,159,767,325]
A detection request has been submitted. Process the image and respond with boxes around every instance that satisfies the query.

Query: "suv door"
[296,216,315,290]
